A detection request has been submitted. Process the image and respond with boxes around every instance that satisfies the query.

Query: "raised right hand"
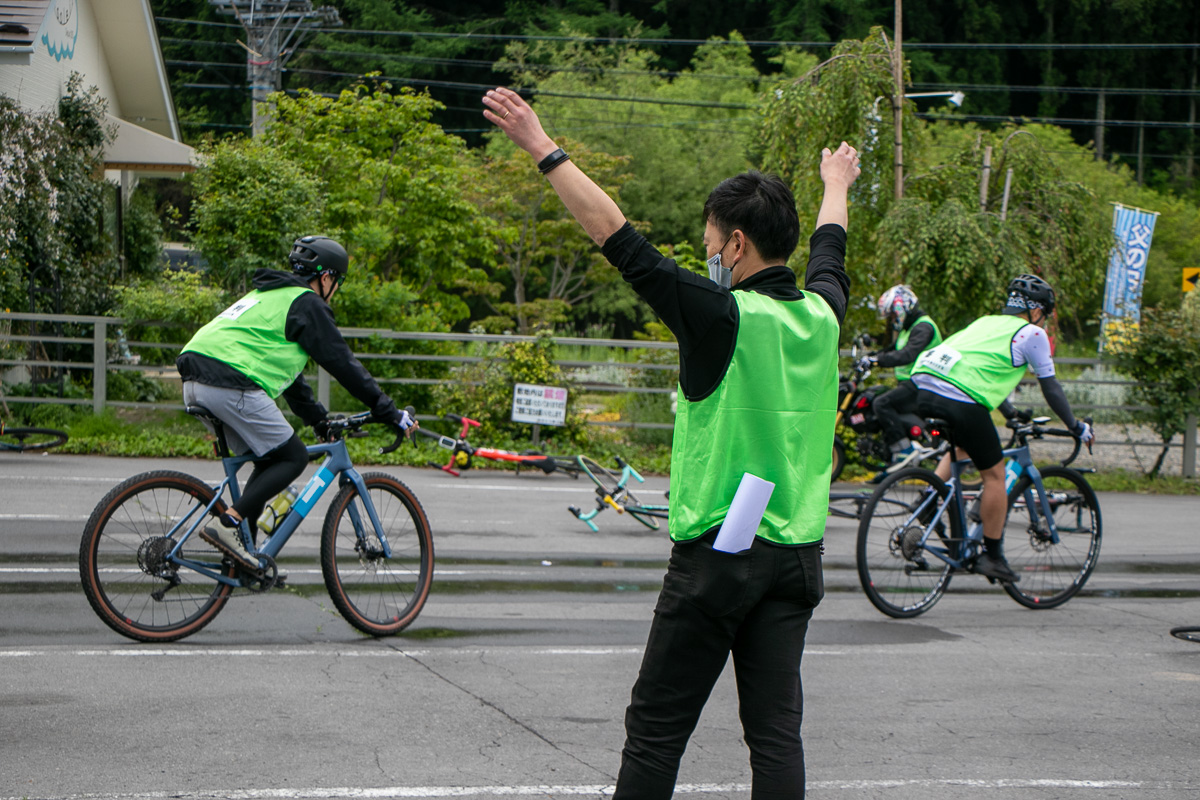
[482,87,558,162]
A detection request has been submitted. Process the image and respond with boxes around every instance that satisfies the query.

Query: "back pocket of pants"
[679,537,753,618]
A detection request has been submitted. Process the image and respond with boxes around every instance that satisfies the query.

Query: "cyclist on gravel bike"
[860,284,942,480]
[176,235,415,569]
[910,273,1094,583]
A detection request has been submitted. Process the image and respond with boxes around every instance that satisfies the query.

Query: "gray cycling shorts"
[182,381,295,458]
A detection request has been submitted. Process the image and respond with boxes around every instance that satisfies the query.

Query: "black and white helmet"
[290,235,348,281]
[1004,273,1056,315]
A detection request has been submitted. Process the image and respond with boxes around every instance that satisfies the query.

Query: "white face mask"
[706,233,735,288]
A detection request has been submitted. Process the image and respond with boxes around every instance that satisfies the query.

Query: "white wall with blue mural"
[42,0,80,62]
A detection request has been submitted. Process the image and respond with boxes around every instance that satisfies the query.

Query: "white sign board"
[511,383,568,426]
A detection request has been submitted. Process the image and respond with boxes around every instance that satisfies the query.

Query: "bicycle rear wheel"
[1002,466,1101,609]
[856,468,958,618]
[0,426,68,452]
[321,472,434,636]
[79,471,234,642]
[1170,626,1200,643]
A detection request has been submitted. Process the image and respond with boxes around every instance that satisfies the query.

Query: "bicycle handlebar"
[1004,415,1090,467]
[323,406,417,454]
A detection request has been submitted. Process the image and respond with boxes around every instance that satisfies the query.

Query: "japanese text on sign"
[511,383,568,426]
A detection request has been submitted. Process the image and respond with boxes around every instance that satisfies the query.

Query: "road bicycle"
[416,412,581,477]
[1170,626,1200,643]
[828,435,982,521]
[856,414,1101,618]
[0,421,68,452]
[79,406,433,642]
[568,456,669,532]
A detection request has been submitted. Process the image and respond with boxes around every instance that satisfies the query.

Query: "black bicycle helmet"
[1003,273,1056,315]
[289,235,349,279]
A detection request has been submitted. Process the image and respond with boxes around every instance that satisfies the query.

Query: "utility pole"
[892,0,904,200]
[209,1,342,136]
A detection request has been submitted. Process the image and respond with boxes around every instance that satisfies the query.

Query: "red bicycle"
[416,413,581,478]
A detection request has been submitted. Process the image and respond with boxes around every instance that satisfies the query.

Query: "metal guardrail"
[1,311,1196,473]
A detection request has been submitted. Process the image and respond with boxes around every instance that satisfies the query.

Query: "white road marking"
[433,483,600,494]
[0,778,1158,800]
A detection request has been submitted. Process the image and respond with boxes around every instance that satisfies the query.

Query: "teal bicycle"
[568,456,669,532]
[79,407,433,642]
[856,415,1101,618]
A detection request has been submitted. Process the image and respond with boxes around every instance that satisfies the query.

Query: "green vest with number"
[911,314,1030,410]
[894,315,942,381]
[668,290,839,546]
[181,287,311,398]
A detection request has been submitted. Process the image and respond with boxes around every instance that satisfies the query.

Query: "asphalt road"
[2,452,1199,800]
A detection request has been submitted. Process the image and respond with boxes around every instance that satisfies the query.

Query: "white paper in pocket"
[713,473,775,553]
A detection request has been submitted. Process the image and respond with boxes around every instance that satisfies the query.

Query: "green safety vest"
[669,290,839,546]
[181,287,312,398]
[911,314,1030,410]
[894,315,942,381]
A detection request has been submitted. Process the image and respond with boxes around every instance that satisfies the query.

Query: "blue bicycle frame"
[908,443,1059,569]
[574,459,649,533]
[162,438,391,587]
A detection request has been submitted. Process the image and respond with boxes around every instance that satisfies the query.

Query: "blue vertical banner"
[1102,203,1159,325]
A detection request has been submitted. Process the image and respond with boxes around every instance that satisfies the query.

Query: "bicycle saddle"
[186,405,233,458]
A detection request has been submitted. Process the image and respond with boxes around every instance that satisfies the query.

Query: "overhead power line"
[155,18,1200,50]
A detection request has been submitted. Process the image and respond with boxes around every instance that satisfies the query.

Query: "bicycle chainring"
[240,553,278,593]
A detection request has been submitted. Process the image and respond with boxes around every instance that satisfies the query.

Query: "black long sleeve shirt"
[875,308,937,369]
[600,222,850,400]
[176,269,399,426]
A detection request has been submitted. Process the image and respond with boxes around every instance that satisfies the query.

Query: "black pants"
[873,379,920,447]
[613,531,824,800]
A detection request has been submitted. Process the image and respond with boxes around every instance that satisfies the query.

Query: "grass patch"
[1085,468,1200,495]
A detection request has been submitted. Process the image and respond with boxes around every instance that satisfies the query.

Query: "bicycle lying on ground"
[79,407,433,642]
[855,414,1100,618]
[568,456,669,532]
[1170,626,1200,643]
[0,422,68,453]
[416,412,581,477]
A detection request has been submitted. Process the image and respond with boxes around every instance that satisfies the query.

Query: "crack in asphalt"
[385,643,616,781]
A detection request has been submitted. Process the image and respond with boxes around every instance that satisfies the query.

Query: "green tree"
[879,125,1112,336]
[0,74,118,316]
[262,82,495,326]
[755,28,921,335]
[1108,300,1200,477]
[471,138,634,333]
[188,138,323,296]
[501,30,772,248]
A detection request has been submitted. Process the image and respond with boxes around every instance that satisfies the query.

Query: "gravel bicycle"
[856,415,1100,618]
[417,412,581,477]
[79,406,433,642]
[0,421,68,452]
[568,456,669,532]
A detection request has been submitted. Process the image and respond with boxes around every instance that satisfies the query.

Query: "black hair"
[701,171,801,264]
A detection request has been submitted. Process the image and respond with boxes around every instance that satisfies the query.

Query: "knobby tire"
[79,471,235,642]
[321,473,434,636]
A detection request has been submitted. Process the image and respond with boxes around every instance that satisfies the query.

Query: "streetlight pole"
[893,0,904,200]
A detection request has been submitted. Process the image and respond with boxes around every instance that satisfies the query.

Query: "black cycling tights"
[232,434,308,536]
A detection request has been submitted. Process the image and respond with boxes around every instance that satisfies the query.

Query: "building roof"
[0,1,51,49]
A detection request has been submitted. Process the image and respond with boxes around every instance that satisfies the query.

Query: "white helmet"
[877,284,919,330]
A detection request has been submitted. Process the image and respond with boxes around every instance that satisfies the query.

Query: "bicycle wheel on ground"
[79,471,235,642]
[321,472,434,636]
[831,436,846,482]
[1002,466,1101,609]
[626,504,666,531]
[856,468,958,618]
[1170,626,1200,643]
[0,426,68,452]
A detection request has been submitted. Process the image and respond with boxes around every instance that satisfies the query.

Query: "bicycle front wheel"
[856,468,958,618]
[79,471,234,642]
[321,472,434,636]
[1002,466,1101,609]
[1,426,68,452]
